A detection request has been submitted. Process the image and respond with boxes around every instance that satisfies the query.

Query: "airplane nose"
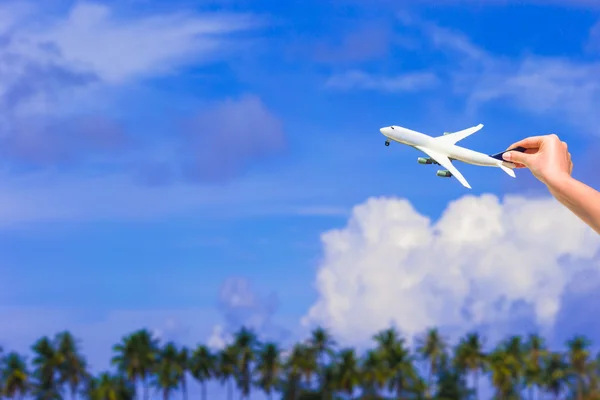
[380,127,386,134]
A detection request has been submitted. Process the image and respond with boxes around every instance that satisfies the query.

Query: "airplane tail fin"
[489,146,527,161]
[490,146,526,178]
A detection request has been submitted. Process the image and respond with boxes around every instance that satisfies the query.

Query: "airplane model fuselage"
[379,124,524,189]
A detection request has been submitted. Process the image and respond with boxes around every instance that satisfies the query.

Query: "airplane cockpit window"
[391,126,394,129]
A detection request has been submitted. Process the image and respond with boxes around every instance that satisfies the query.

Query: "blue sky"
[2,0,600,398]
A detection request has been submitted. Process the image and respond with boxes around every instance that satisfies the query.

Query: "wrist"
[545,173,574,198]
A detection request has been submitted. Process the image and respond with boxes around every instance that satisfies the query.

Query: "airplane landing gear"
[385,140,390,146]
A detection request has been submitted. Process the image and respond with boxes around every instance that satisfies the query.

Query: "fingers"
[503,149,531,166]
[506,134,560,150]
[569,152,573,174]
[505,136,546,150]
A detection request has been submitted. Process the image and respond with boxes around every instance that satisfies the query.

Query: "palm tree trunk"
[426,369,431,399]
[320,361,326,400]
[163,388,168,400]
[182,376,187,400]
[474,370,479,400]
[528,385,533,400]
[227,379,233,400]
[201,382,207,400]
[143,381,149,400]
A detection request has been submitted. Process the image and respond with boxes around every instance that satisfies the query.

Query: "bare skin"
[502,134,600,235]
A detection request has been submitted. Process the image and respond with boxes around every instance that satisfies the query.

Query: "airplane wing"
[435,123,483,145]
[415,146,472,189]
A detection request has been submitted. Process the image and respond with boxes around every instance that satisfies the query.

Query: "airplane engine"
[417,157,433,164]
[436,170,452,178]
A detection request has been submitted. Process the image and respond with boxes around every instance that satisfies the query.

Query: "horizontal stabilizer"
[435,123,483,145]
[499,164,516,178]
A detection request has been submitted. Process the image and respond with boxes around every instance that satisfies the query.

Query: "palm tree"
[385,338,418,398]
[336,349,360,398]
[31,336,62,400]
[111,329,159,400]
[87,372,135,400]
[416,327,447,398]
[360,350,386,398]
[255,342,282,400]
[454,332,487,399]
[231,327,258,399]
[434,359,473,400]
[488,347,517,400]
[503,335,525,392]
[566,335,591,400]
[373,327,401,353]
[2,352,29,399]
[153,342,181,400]
[216,345,237,400]
[283,344,309,400]
[523,333,547,400]
[56,331,89,400]
[189,345,214,400]
[177,347,189,400]
[373,326,402,395]
[308,327,335,400]
[543,352,569,400]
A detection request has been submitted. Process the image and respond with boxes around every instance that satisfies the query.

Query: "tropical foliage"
[0,327,598,399]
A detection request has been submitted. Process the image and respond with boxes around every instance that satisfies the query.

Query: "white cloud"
[207,325,229,350]
[326,70,438,92]
[25,2,259,84]
[302,195,600,345]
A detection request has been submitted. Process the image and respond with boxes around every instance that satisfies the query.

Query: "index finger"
[505,135,546,150]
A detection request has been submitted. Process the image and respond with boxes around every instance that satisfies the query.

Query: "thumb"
[502,149,531,165]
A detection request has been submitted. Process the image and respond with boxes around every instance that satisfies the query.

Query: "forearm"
[547,175,600,235]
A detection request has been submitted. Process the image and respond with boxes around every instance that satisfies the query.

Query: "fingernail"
[503,152,512,161]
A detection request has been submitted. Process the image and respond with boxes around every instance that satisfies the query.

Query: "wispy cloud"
[179,95,286,183]
[397,13,600,134]
[32,2,260,84]
[586,20,600,52]
[0,1,264,171]
[313,24,392,64]
[326,70,438,92]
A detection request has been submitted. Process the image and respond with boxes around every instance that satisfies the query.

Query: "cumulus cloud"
[302,195,600,346]
[326,70,438,92]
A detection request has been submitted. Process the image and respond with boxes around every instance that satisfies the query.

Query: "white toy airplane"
[380,124,525,189]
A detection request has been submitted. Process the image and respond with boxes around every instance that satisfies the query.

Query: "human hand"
[502,134,573,188]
